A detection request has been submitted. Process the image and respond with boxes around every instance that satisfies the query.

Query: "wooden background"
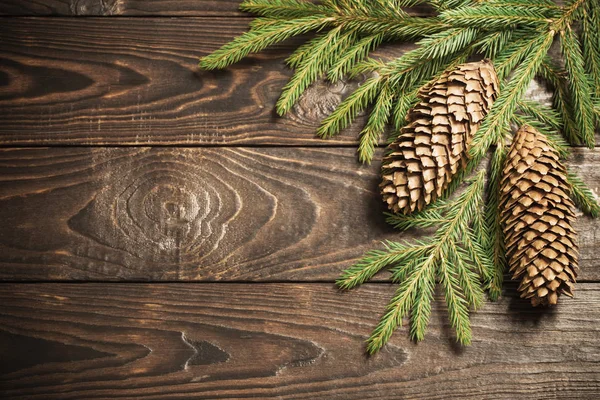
[1,1,599,399]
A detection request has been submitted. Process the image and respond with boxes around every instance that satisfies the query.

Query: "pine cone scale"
[500,125,579,306]
[381,61,499,214]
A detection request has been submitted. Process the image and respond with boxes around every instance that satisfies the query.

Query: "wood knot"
[70,0,119,15]
[287,76,367,125]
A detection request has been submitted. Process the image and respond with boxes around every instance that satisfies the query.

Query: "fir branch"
[409,259,436,342]
[391,86,420,132]
[553,0,587,29]
[286,34,325,69]
[366,254,433,353]
[199,16,330,70]
[476,29,514,59]
[568,172,600,218]
[487,0,559,8]
[349,58,387,78]
[451,243,485,309]
[485,144,507,301]
[537,59,581,145]
[462,226,494,283]
[240,0,329,18]
[429,0,476,12]
[517,99,562,132]
[336,241,432,290]
[328,33,385,82]
[363,171,487,352]
[439,256,472,345]
[581,0,600,98]
[317,75,384,138]
[337,15,449,40]
[276,26,357,116]
[440,5,554,30]
[493,32,545,81]
[560,26,596,147]
[358,82,395,163]
[384,28,477,88]
[385,207,448,231]
[470,31,554,158]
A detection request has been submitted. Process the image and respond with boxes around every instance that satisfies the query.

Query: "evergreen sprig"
[200,0,600,351]
[338,171,489,352]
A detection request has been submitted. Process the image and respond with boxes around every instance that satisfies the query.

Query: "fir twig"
[199,16,330,70]
[484,144,507,301]
[560,26,596,147]
[537,59,581,145]
[354,171,488,352]
[358,82,395,163]
[317,75,384,138]
[568,171,600,218]
[471,31,554,158]
[276,26,357,115]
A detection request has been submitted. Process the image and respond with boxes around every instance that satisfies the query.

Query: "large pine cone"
[381,60,499,214]
[500,125,579,306]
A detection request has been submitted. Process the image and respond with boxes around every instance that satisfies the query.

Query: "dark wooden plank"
[0,18,589,146]
[0,0,244,16]
[0,0,429,17]
[0,146,598,282]
[1,282,599,399]
[0,17,411,146]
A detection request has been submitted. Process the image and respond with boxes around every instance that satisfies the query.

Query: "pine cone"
[500,125,579,306]
[381,61,499,214]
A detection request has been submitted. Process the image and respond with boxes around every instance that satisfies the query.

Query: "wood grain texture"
[0,17,589,146]
[0,0,430,16]
[1,282,599,399]
[0,0,246,16]
[0,146,598,282]
[0,17,412,146]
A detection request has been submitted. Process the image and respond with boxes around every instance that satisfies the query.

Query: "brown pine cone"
[381,60,499,214]
[500,125,579,306]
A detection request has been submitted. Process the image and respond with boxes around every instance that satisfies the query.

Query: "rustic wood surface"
[0,147,599,282]
[0,2,599,399]
[1,283,600,400]
[0,0,428,16]
[0,0,247,16]
[0,17,404,146]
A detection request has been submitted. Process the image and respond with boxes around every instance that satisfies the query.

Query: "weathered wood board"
[1,283,599,399]
[0,0,247,16]
[0,0,429,16]
[0,17,409,145]
[0,17,589,147]
[1,1,599,398]
[0,147,598,282]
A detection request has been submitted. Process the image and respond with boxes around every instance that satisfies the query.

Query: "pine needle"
[484,144,507,301]
[199,16,330,70]
[440,4,554,30]
[358,171,487,352]
[240,0,329,18]
[568,172,600,218]
[357,82,395,163]
[328,33,385,82]
[276,26,357,116]
[470,31,554,158]
[560,26,596,147]
[537,59,581,145]
[317,75,384,138]
[336,241,432,290]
